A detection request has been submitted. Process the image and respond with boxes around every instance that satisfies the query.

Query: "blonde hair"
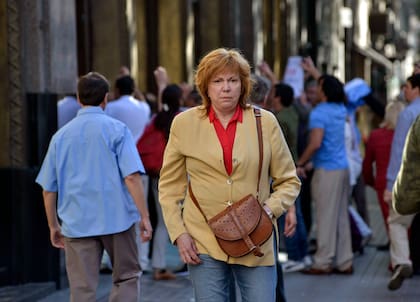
[381,101,405,129]
[195,48,252,114]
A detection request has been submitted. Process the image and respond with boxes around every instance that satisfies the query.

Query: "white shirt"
[345,118,362,186]
[105,95,151,142]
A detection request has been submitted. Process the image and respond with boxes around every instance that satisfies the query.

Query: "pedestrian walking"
[384,73,420,290]
[158,48,301,301]
[36,72,152,302]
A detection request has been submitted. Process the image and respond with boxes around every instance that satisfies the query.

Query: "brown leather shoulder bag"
[189,107,273,257]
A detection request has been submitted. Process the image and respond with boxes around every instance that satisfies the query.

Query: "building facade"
[0,0,418,288]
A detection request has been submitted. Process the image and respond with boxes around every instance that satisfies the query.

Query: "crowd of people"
[41,50,420,302]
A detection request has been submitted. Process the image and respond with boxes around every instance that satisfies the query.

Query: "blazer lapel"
[197,116,227,175]
[231,109,258,175]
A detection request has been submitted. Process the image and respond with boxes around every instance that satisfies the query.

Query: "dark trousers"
[300,169,314,235]
[275,223,286,302]
[276,260,286,302]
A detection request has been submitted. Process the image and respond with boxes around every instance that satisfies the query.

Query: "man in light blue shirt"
[36,72,152,301]
[384,74,420,291]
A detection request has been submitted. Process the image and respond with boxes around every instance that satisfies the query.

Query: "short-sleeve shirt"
[36,106,144,238]
[309,102,348,170]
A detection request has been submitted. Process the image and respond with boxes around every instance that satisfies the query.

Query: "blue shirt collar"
[77,106,105,116]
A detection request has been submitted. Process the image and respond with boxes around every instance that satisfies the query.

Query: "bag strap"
[254,107,263,199]
[189,107,263,220]
[189,184,208,222]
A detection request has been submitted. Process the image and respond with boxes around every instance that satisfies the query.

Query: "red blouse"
[209,105,243,175]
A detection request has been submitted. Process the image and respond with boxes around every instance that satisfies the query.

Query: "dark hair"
[362,92,385,118]
[275,82,294,107]
[154,84,182,139]
[318,74,346,104]
[115,75,135,95]
[77,72,109,106]
[407,74,420,90]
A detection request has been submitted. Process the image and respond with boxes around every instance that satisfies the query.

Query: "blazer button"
[227,178,233,185]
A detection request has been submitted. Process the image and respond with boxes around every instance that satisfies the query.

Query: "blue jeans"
[279,196,309,261]
[188,254,276,302]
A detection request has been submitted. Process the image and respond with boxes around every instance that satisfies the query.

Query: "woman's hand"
[176,233,202,265]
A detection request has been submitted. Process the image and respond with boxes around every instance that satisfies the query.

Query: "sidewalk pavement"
[5,187,420,301]
[38,243,194,302]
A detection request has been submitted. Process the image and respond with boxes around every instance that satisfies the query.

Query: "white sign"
[283,56,304,98]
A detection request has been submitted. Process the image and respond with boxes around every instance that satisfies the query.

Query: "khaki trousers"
[311,168,353,270]
[388,206,414,269]
[64,224,140,302]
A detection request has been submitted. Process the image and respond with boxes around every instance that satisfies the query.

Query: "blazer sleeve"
[158,115,189,243]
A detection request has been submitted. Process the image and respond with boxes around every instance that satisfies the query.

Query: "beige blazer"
[158,106,301,266]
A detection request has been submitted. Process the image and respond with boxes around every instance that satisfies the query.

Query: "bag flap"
[208,195,262,240]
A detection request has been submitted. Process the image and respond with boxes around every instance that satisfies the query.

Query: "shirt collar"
[77,106,105,116]
[209,105,243,124]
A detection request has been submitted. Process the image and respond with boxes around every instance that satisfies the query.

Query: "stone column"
[49,0,79,94]
[4,0,25,167]
[20,0,78,94]
[253,0,265,67]
[0,0,79,288]
[158,0,186,84]
[262,0,275,66]
[90,0,129,81]
[219,0,254,64]
[0,0,12,167]
[196,0,221,57]
[130,0,148,92]
[274,0,285,77]
[19,0,78,167]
